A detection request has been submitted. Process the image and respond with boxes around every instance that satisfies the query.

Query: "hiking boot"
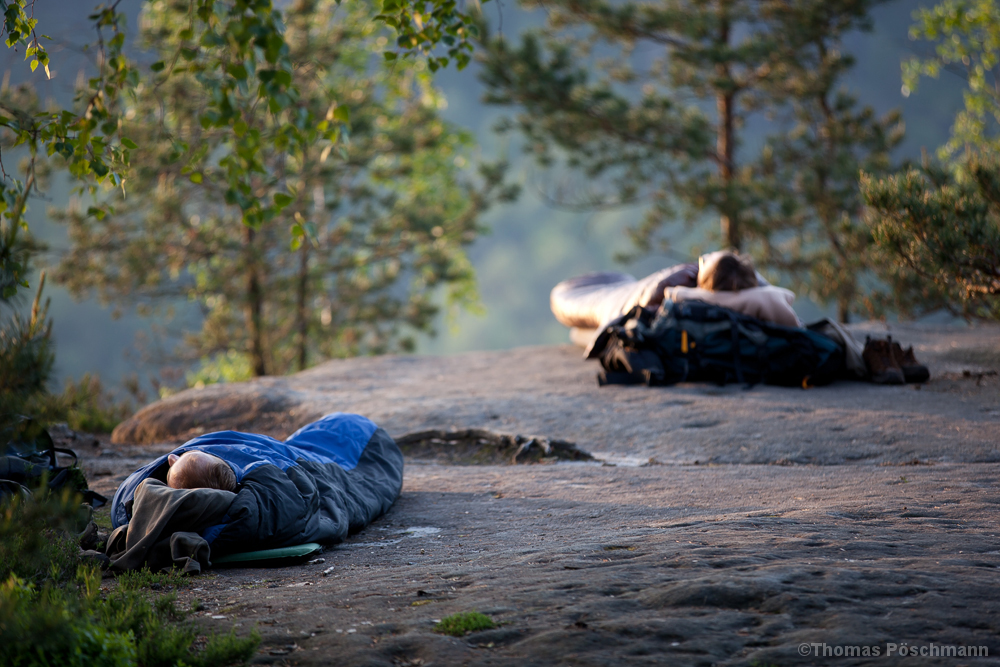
[890,339,930,383]
[863,336,905,385]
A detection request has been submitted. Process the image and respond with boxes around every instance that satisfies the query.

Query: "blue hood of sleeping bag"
[110,413,396,542]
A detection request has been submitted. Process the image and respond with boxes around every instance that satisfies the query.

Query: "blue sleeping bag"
[111,413,403,555]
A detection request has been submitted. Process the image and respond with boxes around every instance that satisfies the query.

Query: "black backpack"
[588,300,844,388]
[1,426,107,506]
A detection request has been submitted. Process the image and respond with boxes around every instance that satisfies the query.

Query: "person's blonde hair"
[697,251,758,292]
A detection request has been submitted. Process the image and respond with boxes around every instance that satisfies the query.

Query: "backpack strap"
[0,480,31,499]
[82,489,108,508]
[36,447,79,471]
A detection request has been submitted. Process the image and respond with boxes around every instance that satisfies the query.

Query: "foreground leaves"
[0,493,260,667]
[0,0,492,303]
[861,157,1000,319]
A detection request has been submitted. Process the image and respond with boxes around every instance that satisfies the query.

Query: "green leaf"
[227,63,248,80]
[273,192,294,208]
[150,60,165,72]
[121,138,138,150]
[189,172,203,184]
[334,106,350,123]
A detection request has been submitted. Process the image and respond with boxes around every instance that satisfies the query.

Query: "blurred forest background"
[4,0,967,398]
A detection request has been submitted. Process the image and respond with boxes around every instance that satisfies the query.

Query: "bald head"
[166,451,237,491]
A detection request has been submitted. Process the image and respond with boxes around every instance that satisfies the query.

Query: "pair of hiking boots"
[862,335,930,384]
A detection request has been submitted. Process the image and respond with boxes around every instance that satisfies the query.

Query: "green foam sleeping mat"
[211,543,323,568]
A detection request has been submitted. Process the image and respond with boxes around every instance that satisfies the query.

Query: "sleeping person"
[663,250,801,328]
[550,250,938,383]
[549,250,792,344]
[550,250,867,377]
[107,412,402,574]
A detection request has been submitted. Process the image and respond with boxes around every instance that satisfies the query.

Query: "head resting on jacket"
[166,450,237,491]
[697,250,758,292]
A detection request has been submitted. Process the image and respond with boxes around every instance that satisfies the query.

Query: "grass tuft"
[433,611,497,637]
[115,567,188,592]
[0,493,260,666]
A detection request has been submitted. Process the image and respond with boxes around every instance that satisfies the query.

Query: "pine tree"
[479,0,849,251]
[860,0,1000,319]
[862,157,1000,319]
[749,1,903,322]
[901,0,1000,161]
[55,0,514,379]
[478,0,900,320]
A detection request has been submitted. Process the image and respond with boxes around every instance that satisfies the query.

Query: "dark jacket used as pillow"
[107,479,234,574]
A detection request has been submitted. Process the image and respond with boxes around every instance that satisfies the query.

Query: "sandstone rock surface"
[114,321,999,467]
[93,321,1000,666]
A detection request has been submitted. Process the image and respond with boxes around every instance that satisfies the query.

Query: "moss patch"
[433,612,497,637]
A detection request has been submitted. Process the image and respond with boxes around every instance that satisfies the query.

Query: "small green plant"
[0,272,54,438]
[3,373,136,439]
[115,567,188,592]
[27,374,135,434]
[0,494,260,666]
[97,584,259,667]
[0,491,87,585]
[0,572,138,667]
[186,351,254,389]
[91,507,113,532]
[433,612,497,637]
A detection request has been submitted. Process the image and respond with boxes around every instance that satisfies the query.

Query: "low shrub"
[27,374,135,435]
[186,351,253,390]
[0,493,260,667]
[0,572,137,667]
[1,568,260,667]
[0,284,54,440]
[115,568,187,593]
[0,492,86,585]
